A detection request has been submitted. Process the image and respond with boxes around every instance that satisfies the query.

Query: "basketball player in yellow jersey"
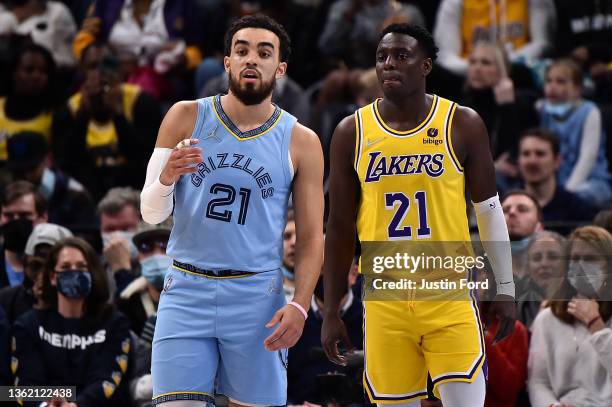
[322,24,516,407]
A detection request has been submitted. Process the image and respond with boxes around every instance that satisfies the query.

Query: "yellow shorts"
[363,297,485,404]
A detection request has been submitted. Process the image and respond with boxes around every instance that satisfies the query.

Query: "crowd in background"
[0,0,611,406]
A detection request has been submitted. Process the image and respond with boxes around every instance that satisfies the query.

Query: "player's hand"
[159,139,203,186]
[263,304,306,351]
[489,294,516,344]
[321,312,354,365]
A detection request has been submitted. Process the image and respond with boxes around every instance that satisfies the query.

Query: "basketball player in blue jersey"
[140,15,324,407]
[322,24,515,407]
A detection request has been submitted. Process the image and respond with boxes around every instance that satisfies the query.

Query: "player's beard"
[228,70,276,106]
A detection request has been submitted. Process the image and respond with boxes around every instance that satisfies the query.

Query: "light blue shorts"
[151,265,287,406]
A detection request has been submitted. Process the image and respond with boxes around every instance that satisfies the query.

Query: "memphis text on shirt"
[39,326,106,350]
[364,151,445,182]
[190,152,275,199]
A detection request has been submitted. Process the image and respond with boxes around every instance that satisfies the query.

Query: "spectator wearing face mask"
[129,218,172,407]
[0,181,48,289]
[116,217,172,339]
[528,226,612,407]
[540,58,612,208]
[11,237,132,406]
[98,187,141,299]
[501,190,543,287]
[0,222,72,324]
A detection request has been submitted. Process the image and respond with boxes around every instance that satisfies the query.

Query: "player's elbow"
[140,203,171,225]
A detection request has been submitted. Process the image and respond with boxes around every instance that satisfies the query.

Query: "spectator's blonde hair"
[471,40,511,79]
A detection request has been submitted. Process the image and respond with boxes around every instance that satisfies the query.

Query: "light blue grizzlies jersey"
[167,95,296,271]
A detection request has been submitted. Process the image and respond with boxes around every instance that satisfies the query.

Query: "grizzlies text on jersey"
[167,95,295,271]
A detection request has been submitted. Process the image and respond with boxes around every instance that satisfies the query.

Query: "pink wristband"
[288,301,308,320]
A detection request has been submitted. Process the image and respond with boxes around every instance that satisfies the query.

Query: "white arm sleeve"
[472,194,515,298]
[140,148,174,224]
[434,0,469,75]
[512,0,554,60]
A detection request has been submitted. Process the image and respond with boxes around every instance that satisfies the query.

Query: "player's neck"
[525,177,556,207]
[380,91,431,127]
[221,93,276,132]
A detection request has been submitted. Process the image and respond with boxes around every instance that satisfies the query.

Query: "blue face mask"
[56,269,92,299]
[40,168,56,200]
[543,101,574,118]
[511,238,530,253]
[140,255,171,291]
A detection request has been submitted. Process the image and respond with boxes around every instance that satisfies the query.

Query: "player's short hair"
[1,180,47,216]
[502,189,543,221]
[224,14,291,63]
[519,127,560,156]
[380,23,438,61]
[97,187,140,215]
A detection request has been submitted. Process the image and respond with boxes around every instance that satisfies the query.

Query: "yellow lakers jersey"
[461,0,529,57]
[354,95,470,243]
[0,98,52,161]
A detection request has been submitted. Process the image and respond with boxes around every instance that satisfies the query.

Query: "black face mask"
[1,218,33,253]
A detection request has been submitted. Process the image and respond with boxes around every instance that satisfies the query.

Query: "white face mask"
[567,261,607,298]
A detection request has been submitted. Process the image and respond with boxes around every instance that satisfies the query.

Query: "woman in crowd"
[461,41,538,193]
[540,59,612,208]
[528,225,612,406]
[11,237,132,406]
[0,43,59,163]
[517,230,567,328]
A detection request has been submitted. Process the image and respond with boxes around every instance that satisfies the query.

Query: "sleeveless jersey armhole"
[354,110,364,171]
[190,98,208,140]
[444,102,464,173]
[281,116,297,185]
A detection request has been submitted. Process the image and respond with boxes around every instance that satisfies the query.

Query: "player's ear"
[276,61,287,79]
[422,58,433,77]
[223,55,231,73]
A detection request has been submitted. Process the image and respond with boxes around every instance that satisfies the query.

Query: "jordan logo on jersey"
[364,151,445,182]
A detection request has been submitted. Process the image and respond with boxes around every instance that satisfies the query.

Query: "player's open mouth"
[242,69,260,80]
